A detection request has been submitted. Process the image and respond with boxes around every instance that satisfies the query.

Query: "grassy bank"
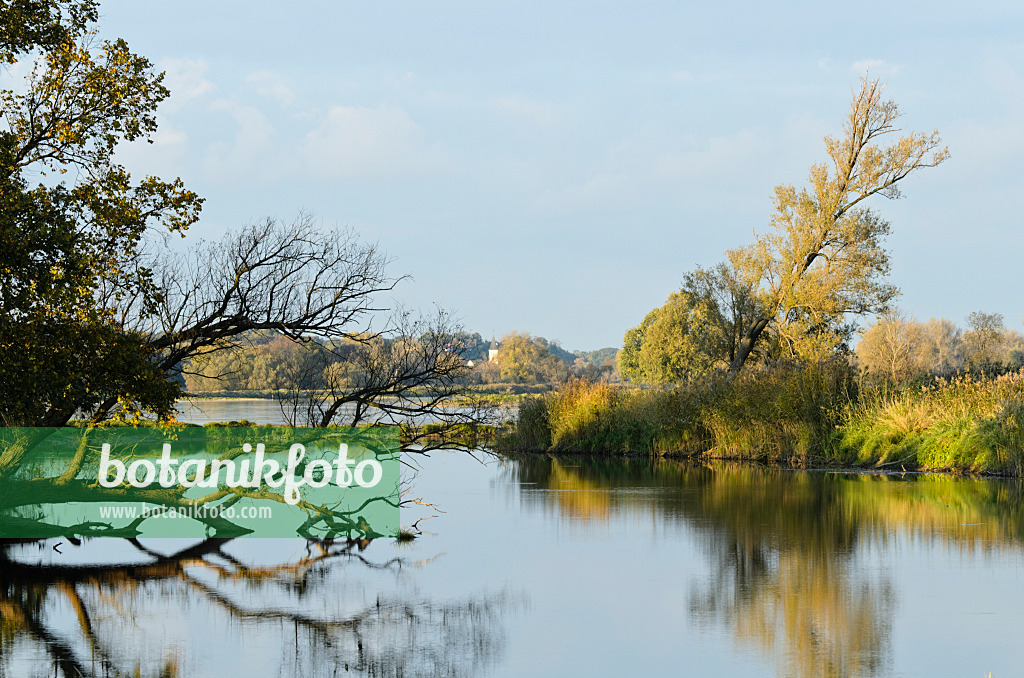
[500,364,1024,474]
[836,373,1024,473]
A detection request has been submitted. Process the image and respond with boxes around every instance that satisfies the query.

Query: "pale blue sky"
[99,0,1023,349]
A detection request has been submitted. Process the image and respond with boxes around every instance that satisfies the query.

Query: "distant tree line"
[438,332,619,386]
[184,330,621,392]
[619,293,1022,387]
[855,311,1024,382]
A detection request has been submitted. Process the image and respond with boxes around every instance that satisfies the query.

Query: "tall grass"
[836,371,1024,473]
[699,360,854,459]
[502,360,853,462]
[504,379,703,454]
[501,365,1024,474]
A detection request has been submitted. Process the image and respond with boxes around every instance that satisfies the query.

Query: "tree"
[0,0,98,60]
[270,306,492,450]
[962,311,1005,371]
[855,310,925,383]
[1,8,484,445]
[727,76,948,372]
[0,2,203,425]
[0,1,493,562]
[918,317,963,376]
[494,331,568,384]
[618,290,726,384]
[131,216,485,443]
[683,262,763,365]
[570,347,620,382]
[619,313,656,383]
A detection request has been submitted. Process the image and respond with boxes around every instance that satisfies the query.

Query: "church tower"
[488,333,499,362]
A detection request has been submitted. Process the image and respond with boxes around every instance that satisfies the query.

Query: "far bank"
[498,364,1024,476]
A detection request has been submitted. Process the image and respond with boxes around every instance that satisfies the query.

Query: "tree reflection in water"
[508,458,1016,678]
[0,537,520,678]
[683,468,895,678]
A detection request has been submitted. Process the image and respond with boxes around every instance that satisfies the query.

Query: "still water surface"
[173,398,494,426]
[173,398,311,425]
[3,403,1024,676]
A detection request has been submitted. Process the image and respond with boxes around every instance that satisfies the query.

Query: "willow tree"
[619,290,725,384]
[727,77,949,371]
[855,310,926,383]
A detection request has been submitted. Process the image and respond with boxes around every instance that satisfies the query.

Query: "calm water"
[4,407,1024,676]
[174,398,308,425]
[173,398,504,426]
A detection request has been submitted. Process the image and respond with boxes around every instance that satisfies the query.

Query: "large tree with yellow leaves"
[726,77,948,371]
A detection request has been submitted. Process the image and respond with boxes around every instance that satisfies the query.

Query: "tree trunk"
[729,317,770,372]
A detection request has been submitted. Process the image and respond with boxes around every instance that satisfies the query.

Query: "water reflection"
[509,457,1024,678]
[684,468,894,678]
[0,537,521,678]
[5,453,1023,678]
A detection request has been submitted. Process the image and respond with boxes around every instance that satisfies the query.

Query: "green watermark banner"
[0,426,400,539]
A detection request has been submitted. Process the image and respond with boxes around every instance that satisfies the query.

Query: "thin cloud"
[246,70,295,106]
[489,95,558,128]
[203,99,276,179]
[302,104,442,179]
[851,59,903,77]
[160,58,216,110]
[667,70,731,84]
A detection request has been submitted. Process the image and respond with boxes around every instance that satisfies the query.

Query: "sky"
[87,0,1024,350]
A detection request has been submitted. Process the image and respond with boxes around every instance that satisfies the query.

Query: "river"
[2,403,1023,676]
[174,397,296,425]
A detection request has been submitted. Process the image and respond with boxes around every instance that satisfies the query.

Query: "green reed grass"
[502,366,1024,474]
[837,371,1024,473]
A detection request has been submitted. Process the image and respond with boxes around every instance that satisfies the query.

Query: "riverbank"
[498,364,1024,476]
